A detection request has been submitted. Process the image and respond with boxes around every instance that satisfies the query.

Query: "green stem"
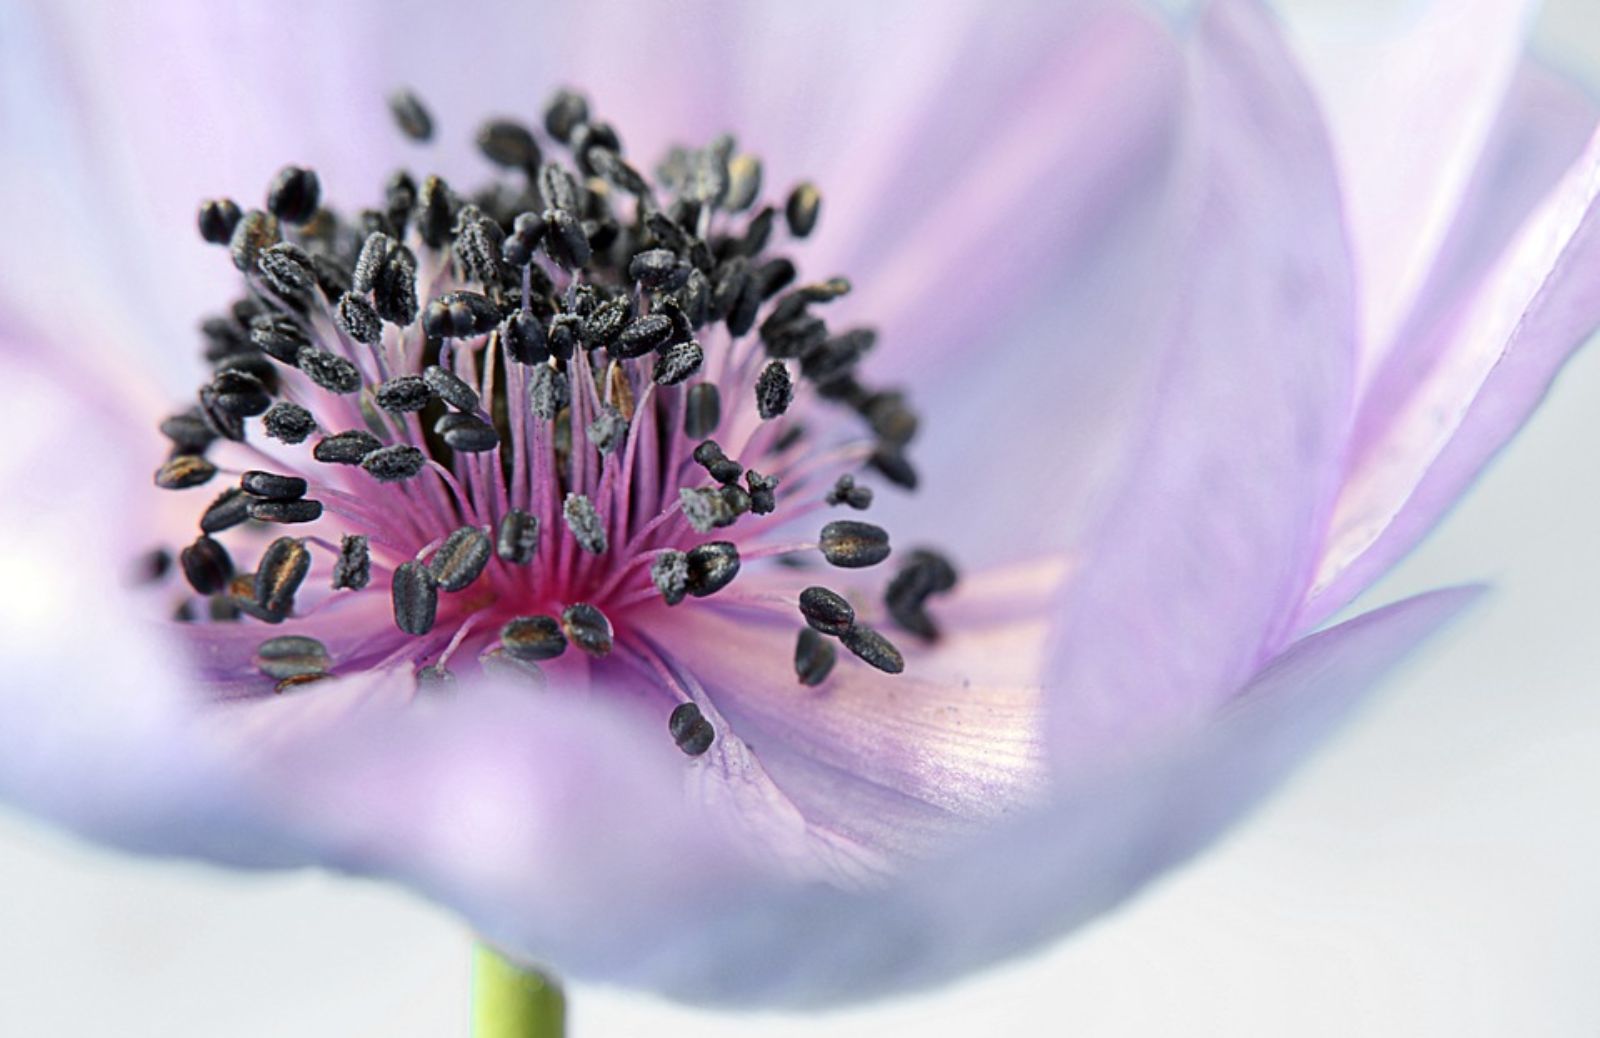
[471,944,566,1038]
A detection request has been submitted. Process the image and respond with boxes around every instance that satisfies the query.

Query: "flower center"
[147,88,959,754]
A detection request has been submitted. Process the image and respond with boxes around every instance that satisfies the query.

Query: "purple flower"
[0,0,1596,1009]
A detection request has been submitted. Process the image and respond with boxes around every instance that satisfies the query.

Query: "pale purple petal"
[645,559,1064,862]
[1286,0,1537,380]
[602,586,1481,1004]
[1303,119,1600,628]
[1040,0,1357,758]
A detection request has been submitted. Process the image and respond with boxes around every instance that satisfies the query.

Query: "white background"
[4,2,1600,1035]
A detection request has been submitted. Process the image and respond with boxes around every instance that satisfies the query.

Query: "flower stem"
[471,945,565,1038]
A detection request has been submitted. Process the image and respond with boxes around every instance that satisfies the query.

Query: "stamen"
[651,551,689,606]
[263,402,316,445]
[755,361,793,420]
[314,431,383,465]
[247,498,324,524]
[197,198,242,245]
[331,534,371,591]
[254,635,331,680]
[392,560,439,636]
[825,474,873,510]
[528,365,570,419]
[561,603,613,657]
[798,586,854,635]
[388,89,434,142]
[435,413,500,452]
[499,615,568,661]
[361,444,427,482]
[563,494,607,554]
[428,527,492,592]
[784,182,821,238]
[819,520,891,568]
[161,85,949,707]
[692,441,743,485]
[683,541,740,598]
[155,454,217,490]
[683,383,721,439]
[667,701,715,757]
[267,165,321,225]
[840,624,904,674]
[240,471,308,501]
[476,119,542,173]
[794,628,837,686]
[160,412,217,454]
[255,537,311,618]
[495,510,540,565]
[179,535,234,595]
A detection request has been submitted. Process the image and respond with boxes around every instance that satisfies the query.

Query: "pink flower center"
[147,88,959,754]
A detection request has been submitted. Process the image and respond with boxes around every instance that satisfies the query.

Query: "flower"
[1,0,1596,1010]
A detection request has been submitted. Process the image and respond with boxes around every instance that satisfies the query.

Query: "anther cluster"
[149,87,958,754]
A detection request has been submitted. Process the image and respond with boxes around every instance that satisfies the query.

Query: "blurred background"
[3,1,1599,1034]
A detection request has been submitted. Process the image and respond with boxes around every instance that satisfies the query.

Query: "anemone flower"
[1,0,1597,1031]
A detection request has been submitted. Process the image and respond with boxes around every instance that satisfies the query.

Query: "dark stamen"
[840,624,904,674]
[200,487,253,533]
[428,526,492,591]
[375,375,433,413]
[561,602,613,657]
[869,445,918,490]
[496,509,540,564]
[587,405,629,455]
[314,431,383,465]
[825,474,873,510]
[155,454,217,490]
[668,702,715,756]
[499,615,568,661]
[361,444,427,482]
[692,441,742,485]
[795,628,837,686]
[543,89,588,142]
[798,586,854,636]
[653,341,703,385]
[331,534,371,590]
[335,293,383,345]
[477,118,541,172]
[248,498,324,524]
[180,535,234,595]
[255,537,311,617]
[241,470,308,501]
[785,182,821,238]
[267,165,321,225]
[197,198,242,245]
[683,382,721,439]
[684,541,740,598]
[528,365,570,419]
[745,470,779,515]
[435,412,500,452]
[255,635,330,680]
[388,89,434,142]
[651,550,689,606]
[563,493,607,554]
[391,560,439,635]
[480,648,550,688]
[755,361,793,420]
[263,402,316,445]
[819,520,890,568]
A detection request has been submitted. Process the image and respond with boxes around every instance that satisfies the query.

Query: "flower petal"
[1039,0,1358,758]
[602,585,1482,1005]
[643,558,1064,863]
[1303,116,1600,628]
[1285,0,1538,379]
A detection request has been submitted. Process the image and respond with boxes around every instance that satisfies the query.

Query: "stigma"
[150,88,961,755]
